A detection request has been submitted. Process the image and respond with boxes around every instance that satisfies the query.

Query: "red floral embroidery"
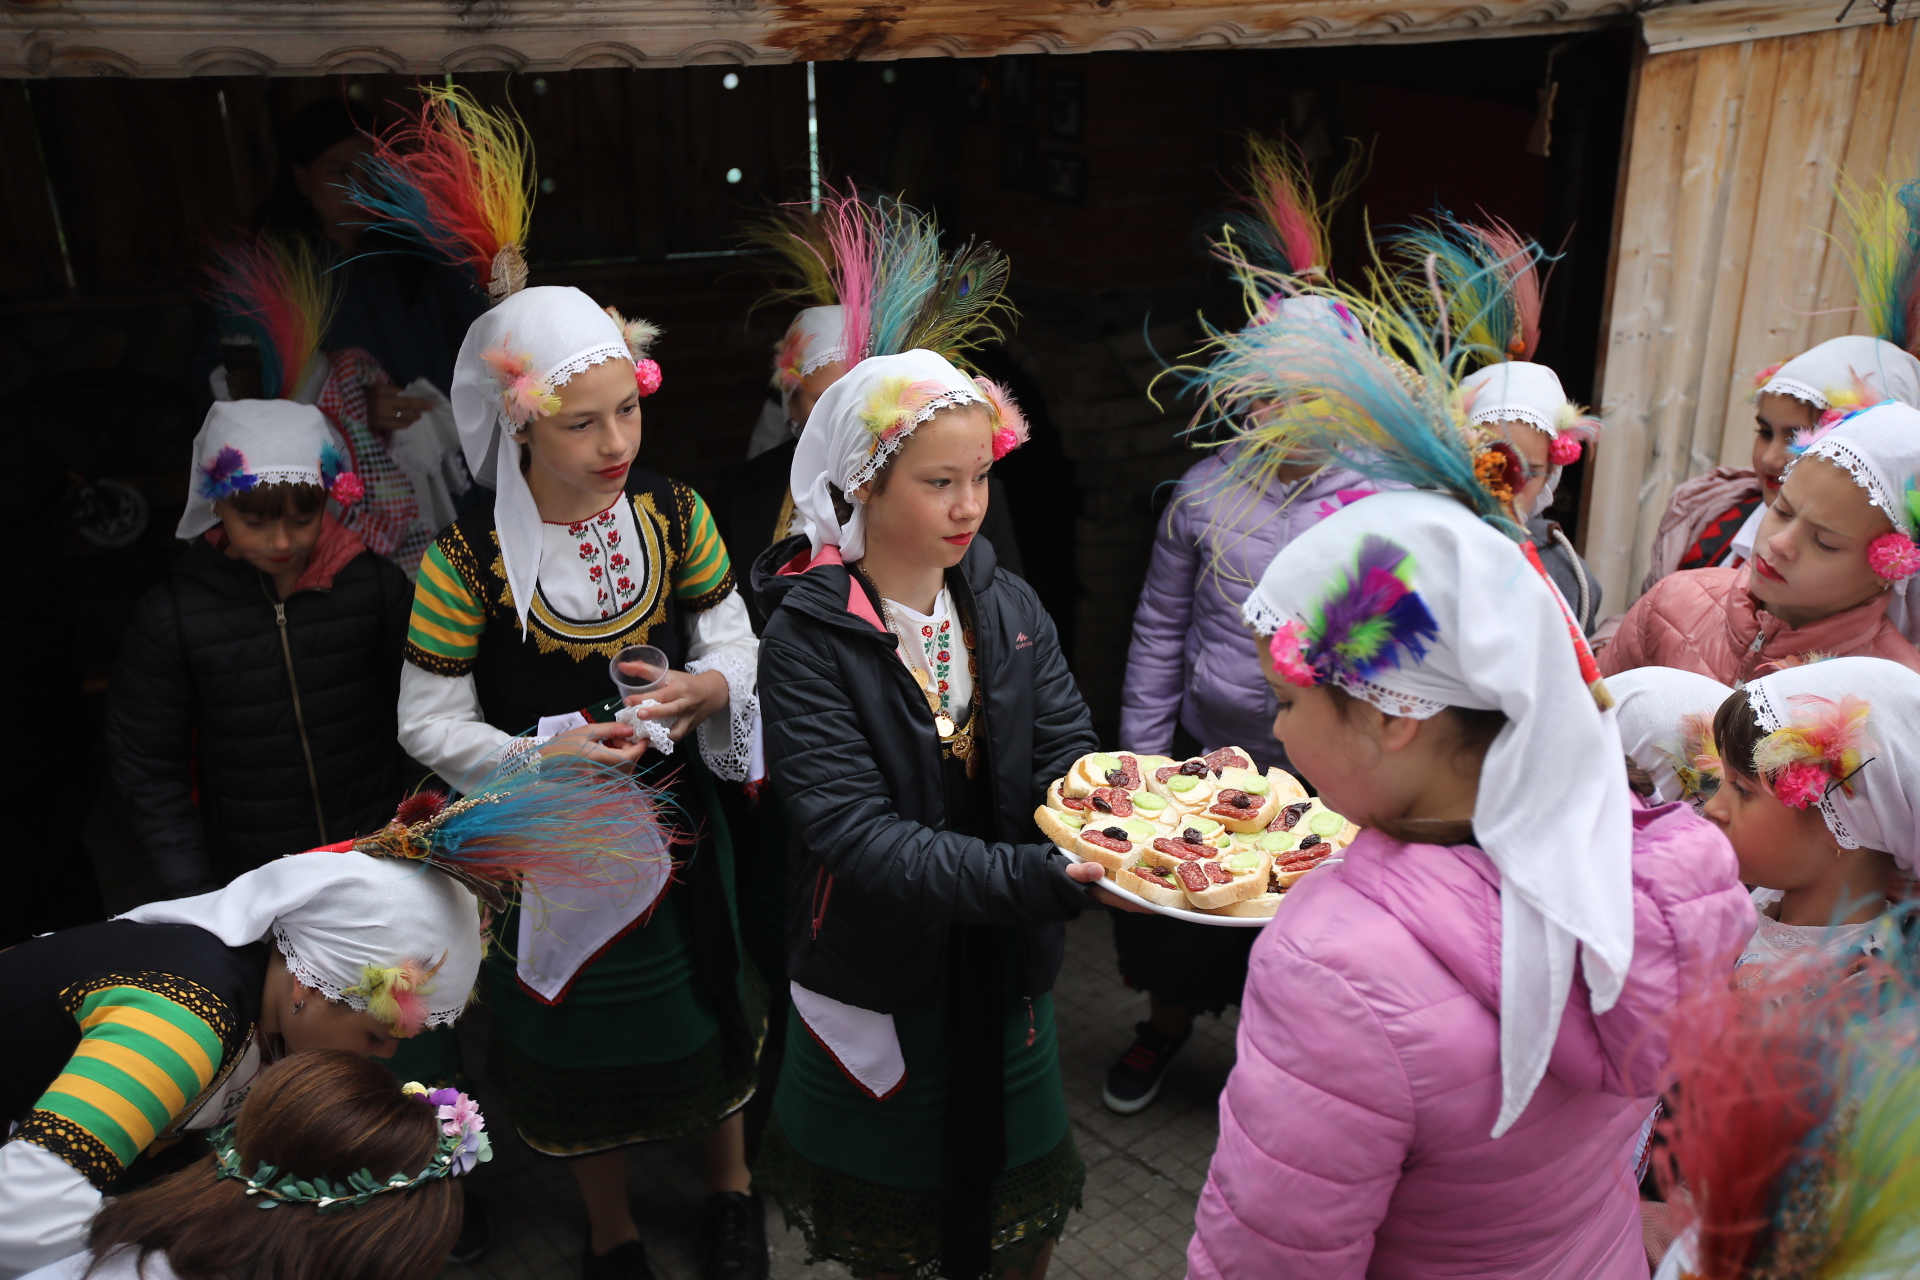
[588,564,603,581]
[936,650,951,662]
[578,542,594,558]
[605,529,622,547]
[610,552,629,571]
[921,625,934,638]
[616,576,634,592]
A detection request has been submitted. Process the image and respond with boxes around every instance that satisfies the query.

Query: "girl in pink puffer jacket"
[1191,490,1753,1280]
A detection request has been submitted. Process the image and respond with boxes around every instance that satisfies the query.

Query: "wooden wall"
[1586,16,1920,607]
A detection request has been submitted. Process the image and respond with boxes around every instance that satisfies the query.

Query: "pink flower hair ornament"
[480,342,561,428]
[974,376,1031,460]
[404,1084,494,1176]
[1267,622,1317,687]
[329,472,365,506]
[1868,531,1920,582]
[1751,692,1874,809]
[1547,434,1583,467]
[604,306,664,398]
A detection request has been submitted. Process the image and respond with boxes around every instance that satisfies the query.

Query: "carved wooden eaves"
[0,0,1633,78]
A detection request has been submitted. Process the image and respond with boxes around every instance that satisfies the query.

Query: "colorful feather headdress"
[1385,212,1547,370]
[1206,133,1364,307]
[1653,922,1920,1279]
[1835,169,1920,355]
[1186,275,1613,706]
[746,187,1015,390]
[854,371,1030,463]
[349,84,536,305]
[1266,534,1440,692]
[201,232,340,401]
[1659,712,1724,804]
[1749,692,1876,810]
[347,757,682,916]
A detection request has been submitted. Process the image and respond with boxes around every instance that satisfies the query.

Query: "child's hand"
[367,383,435,432]
[540,720,648,767]
[624,670,731,743]
[1064,860,1156,913]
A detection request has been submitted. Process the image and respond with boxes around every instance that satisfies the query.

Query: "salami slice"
[1088,787,1134,817]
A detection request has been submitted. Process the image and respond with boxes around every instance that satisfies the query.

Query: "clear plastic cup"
[609,644,668,701]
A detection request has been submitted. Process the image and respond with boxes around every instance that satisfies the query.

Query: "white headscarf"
[120,850,485,1030]
[1460,361,1598,519]
[1242,489,1634,1137]
[175,400,352,539]
[779,305,849,385]
[1607,666,1733,806]
[1744,656,1920,872]
[450,286,634,633]
[1761,335,1920,411]
[789,349,990,561]
[1790,399,1920,643]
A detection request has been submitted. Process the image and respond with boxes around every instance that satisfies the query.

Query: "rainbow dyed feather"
[201,232,339,400]
[1386,213,1546,368]
[1834,170,1920,354]
[1295,535,1439,684]
[353,756,681,913]
[349,84,535,297]
[1208,133,1363,282]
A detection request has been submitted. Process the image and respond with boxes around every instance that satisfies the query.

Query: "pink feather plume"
[1468,219,1542,360]
[974,377,1030,459]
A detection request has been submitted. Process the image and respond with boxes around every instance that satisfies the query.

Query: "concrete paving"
[442,909,1239,1279]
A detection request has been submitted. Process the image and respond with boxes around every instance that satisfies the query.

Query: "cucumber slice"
[1255,832,1296,853]
[1131,791,1167,812]
[1057,809,1087,828]
[1088,752,1122,774]
[1224,852,1264,874]
[1186,816,1222,836]
[1308,809,1345,837]
[1241,774,1271,796]
[1168,775,1198,792]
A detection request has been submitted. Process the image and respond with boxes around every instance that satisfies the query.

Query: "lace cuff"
[686,647,759,782]
[498,736,547,777]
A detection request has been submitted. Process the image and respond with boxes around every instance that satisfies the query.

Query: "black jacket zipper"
[264,577,328,844]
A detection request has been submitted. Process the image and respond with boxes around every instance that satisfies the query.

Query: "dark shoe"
[584,1238,654,1280]
[448,1187,491,1264]
[704,1190,769,1280]
[1102,1021,1193,1115]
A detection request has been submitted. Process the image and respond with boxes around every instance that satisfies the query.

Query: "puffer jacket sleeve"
[761,627,1090,928]
[1589,805,1752,1098]
[1188,941,1414,1279]
[1597,580,1659,675]
[1118,486,1199,755]
[105,581,214,896]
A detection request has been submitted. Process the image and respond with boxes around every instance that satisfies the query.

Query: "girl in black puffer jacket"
[106,400,413,896]
[753,350,1105,1280]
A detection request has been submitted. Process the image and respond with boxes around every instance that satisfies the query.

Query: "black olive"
[1276,801,1313,831]
[1180,759,1208,776]
[1181,827,1202,843]
[1105,767,1126,785]
[1091,795,1113,812]
[1297,834,1324,850]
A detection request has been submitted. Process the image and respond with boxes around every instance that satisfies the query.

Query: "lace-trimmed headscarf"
[1743,656,1920,872]
[176,400,356,539]
[450,285,637,633]
[120,850,485,1034]
[1759,335,1920,412]
[1243,488,1634,1137]
[1607,666,1732,806]
[1459,361,1601,519]
[789,348,1027,561]
[775,305,849,397]
[1789,399,1920,642]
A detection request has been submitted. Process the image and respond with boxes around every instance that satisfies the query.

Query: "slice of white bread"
[1182,850,1273,910]
[1073,818,1153,873]
[1266,767,1310,806]
[1212,892,1282,918]
[1034,804,1087,850]
[1063,751,1143,798]
[1116,862,1189,908]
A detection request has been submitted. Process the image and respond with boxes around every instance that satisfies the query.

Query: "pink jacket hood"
[1188,799,1753,1280]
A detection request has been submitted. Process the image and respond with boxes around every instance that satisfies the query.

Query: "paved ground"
[442,910,1240,1280]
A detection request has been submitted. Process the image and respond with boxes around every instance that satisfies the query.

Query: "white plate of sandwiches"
[1033,746,1360,926]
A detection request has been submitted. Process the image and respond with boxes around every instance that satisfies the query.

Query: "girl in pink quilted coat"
[1190,490,1753,1280]
[1602,401,1920,684]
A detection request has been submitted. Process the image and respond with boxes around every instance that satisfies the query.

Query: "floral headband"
[197,442,362,508]
[1751,692,1875,810]
[1267,535,1440,694]
[855,373,1031,463]
[210,1082,491,1212]
[481,311,664,429]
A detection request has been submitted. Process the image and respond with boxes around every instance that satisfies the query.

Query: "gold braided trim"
[403,639,474,677]
[15,1113,123,1190]
[494,492,675,662]
[680,565,737,615]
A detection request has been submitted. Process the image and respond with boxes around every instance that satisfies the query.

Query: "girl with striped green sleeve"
[397,286,766,1280]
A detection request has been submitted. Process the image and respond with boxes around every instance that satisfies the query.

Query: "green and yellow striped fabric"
[407,540,487,674]
[674,487,734,612]
[20,983,226,1188]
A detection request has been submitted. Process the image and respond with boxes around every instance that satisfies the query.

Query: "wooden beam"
[1641,0,1908,56]
[0,0,1632,79]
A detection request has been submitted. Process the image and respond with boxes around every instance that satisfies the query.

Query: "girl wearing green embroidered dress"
[399,284,766,1280]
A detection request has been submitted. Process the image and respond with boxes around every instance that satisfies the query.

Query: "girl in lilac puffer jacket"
[1190,490,1753,1280]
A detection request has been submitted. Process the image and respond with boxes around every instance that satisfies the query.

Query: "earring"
[293,999,305,1014]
